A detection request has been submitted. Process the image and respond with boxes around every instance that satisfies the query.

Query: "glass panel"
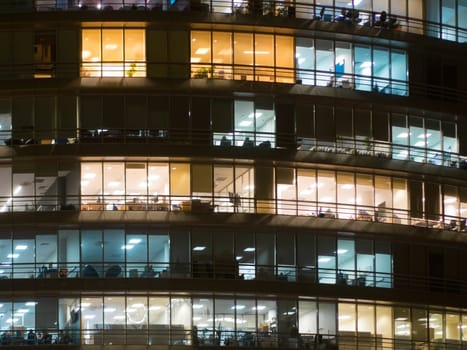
[315,40,334,86]
[296,233,316,282]
[354,45,371,91]
[234,100,255,146]
[126,231,147,275]
[409,116,425,163]
[171,297,191,344]
[124,29,145,77]
[103,229,124,276]
[376,305,393,348]
[298,300,317,339]
[335,42,352,88]
[36,234,57,276]
[411,308,427,343]
[127,296,148,327]
[104,162,124,210]
[255,34,274,82]
[356,174,374,221]
[459,0,467,41]
[236,232,255,280]
[170,163,190,206]
[255,99,275,147]
[81,162,103,209]
[148,297,170,345]
[317,170,336,218]
[11,236,33,278]
[82,29,101,77]
[317,236,335,284]
[391,50,408,96]
[215,299,235,345]
[445,313,460,341]
[375,176,392,223]
[373,47,389,93]
[295,37,314,85]
[337,239,355,285]
[102,29,124,77]
[235,166,254,214]
[394,307,410,347]
[429,311,444,344]
[297,169,316,216]
[276,233,295,280]
[356,239,374,286]
[318,302,336,339]
[148,163,170,210]
[391,113,408,160]
[213,32,232,79]
[81,230,103,277]
[125,162,147,208]
[234,33,253,80]
[357,304,375,336]
[148,232,170,275]
[214,165,234,212]
[236,299,256,345]
[337,172,355,220]
[192,297,214,345]
[275,35,294,83]
[375,241,392,288]
[191,31,212,78]
[103,296,125,345]
[82,297,103,345]
[441,0,456,40]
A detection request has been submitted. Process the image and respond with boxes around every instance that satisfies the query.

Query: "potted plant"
[126,62,137,77]
[193,66,213,79]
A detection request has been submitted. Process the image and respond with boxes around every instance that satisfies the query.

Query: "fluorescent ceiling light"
[83,173,96,179]
[337,249,348,254]
[104,308,116,313]
[121,244,134,250]
[7,254,19,259]
[104,44,118,50]
[195,48,209,55]
[128,238,142,244]
[15,245,28,250]
[397,132,409,138]
[360,61,373,68]
[239,120,252,127]
[243,247,255,252]
[231,305,245,310]
[318,257,331,263]
[193,246,206,251]
[247,112,263,119]
[192,304,204,309]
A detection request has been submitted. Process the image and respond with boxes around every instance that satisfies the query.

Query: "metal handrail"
[1,0,467,43]
[2,127,466,169]
[5,261,467,295]
[1,193,466,232]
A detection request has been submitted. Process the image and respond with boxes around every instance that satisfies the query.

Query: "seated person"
[220,135,232,146]
[243,137,254,147]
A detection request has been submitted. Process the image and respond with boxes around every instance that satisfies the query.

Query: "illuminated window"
[81,28,146,77]
[191,31,293,83]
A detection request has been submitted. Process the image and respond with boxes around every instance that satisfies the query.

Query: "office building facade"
[0,0,466,348]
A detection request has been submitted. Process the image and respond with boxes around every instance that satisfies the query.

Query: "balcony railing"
[1,193,466,233]
[2,127,466,170]
[1,329,467,350]
[1,0,466,42]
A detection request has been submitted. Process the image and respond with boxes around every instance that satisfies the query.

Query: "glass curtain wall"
[190,31,294,83]
[81,28,146,77]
